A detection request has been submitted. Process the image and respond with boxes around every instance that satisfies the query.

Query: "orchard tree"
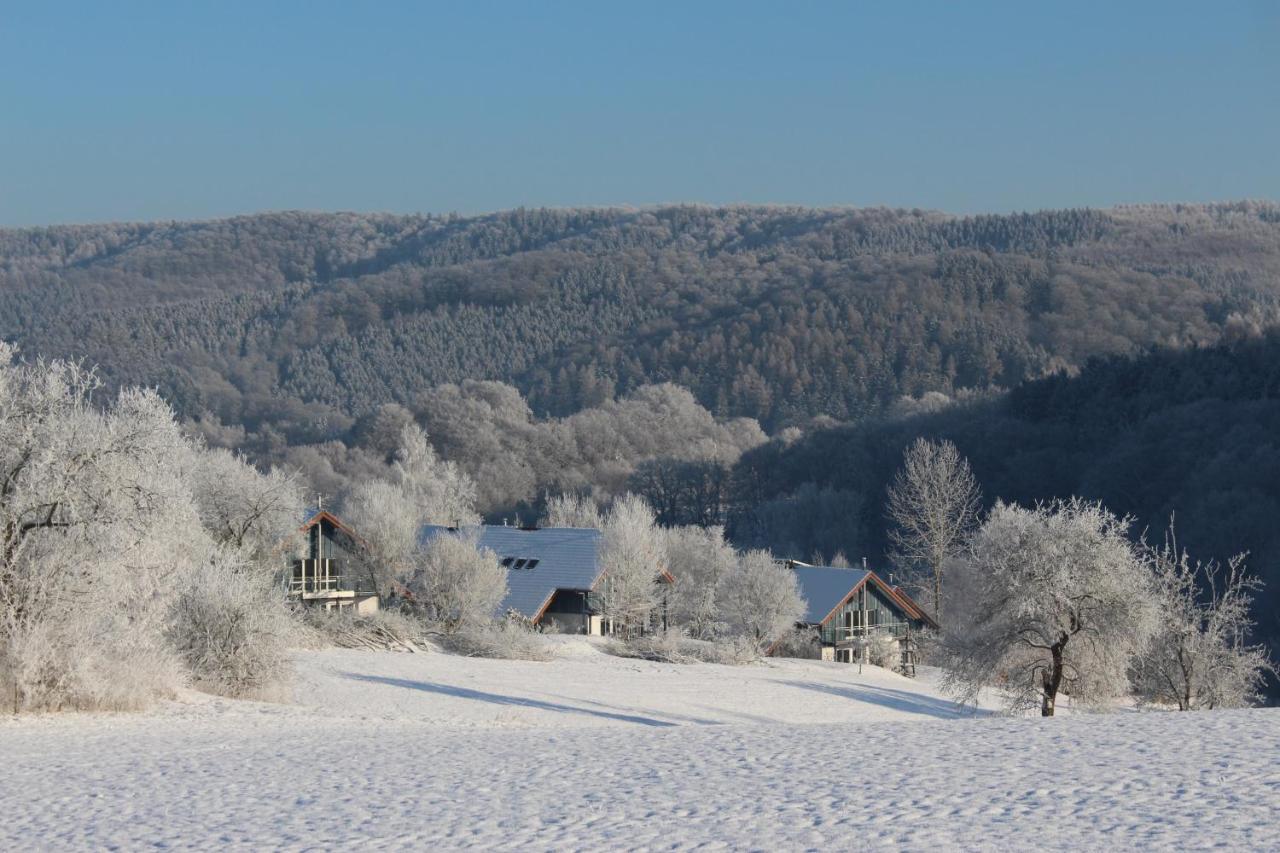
[340,479,420,597]
[886,438,982,621]
[1134,530,1275,710]
[340,423,481,596]
[941,499,1157,717]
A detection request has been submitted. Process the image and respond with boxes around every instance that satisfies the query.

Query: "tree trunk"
[1041,637,1067,717]
[932,571,942,623]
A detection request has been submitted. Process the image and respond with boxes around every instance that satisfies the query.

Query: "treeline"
[730,331,1280,689]
[3,202,1280,457]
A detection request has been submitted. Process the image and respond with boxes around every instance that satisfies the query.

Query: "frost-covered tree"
[340,424,481,596]
[339,480,420,598]
[539,492,603,529]
[664,525,737,639]
[0,347,198,710]
[189,447,306,565]
[597,494,665,636]
[886,438,982,621]
[1134,531,1275,710]
[393,424,480,527]
[0,345,301,711]
[403,531,507,633]
[718,550,806,648]
[941,499,1157,716]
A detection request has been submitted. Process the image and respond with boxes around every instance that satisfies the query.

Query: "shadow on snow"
[782,680,985,720]
[343,673,696,727]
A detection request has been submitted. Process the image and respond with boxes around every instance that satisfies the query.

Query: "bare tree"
[718,549,806,649]
[403,530,507,633]
[539,492,603,528]
[597,494,664,636]
[941,499,1157,716]
[886,438,982,621]
[1134,529,1275,710]
[664,525,737,639]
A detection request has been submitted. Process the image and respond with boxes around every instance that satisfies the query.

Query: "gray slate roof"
[419,525,604,619]
[790,565,871,625]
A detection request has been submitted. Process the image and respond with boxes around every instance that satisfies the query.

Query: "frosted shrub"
[0,349,198,711]
[169,550,298,701]
[404,531,507,633]
[444,619,552,661]
[606,630,761,665]
[868,633,901,671]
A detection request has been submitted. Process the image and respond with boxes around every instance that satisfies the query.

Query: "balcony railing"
[289,575,342,594]
[819,621,910,646]
[291,558,341,594]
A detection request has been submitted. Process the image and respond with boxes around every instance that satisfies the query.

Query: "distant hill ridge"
[2,202,1279,442]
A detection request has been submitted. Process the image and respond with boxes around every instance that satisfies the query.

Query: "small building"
[419,524,672,634]
[779,561,937,672]
[291,510,380,614]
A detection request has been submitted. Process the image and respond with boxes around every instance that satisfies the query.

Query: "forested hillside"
[730,332,1280,679]
[4,202,1280,457]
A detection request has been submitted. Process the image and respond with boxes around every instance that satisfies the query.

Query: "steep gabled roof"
[420,525,606,620]
[789,562,938,629]
[790,565,872,624]
[299,508,370,549]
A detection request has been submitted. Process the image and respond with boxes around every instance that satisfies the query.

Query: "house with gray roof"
[777,561,937,672]
[419,525,673,635]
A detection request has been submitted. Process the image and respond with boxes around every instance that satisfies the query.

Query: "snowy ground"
[2,638,1277,850]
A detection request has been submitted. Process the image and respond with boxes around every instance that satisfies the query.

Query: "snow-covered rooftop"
[790,564,871,624]
[420,525,604,619]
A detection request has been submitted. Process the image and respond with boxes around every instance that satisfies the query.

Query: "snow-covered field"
[2,638,1277,850]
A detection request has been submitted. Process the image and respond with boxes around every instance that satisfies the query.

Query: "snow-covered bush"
[169,550,298,701]
[0,348,200,711]
[403,531,507,633]
[605,630,760,665]
[868,633,901,671]
[0,346,326,712]
[770,626,823,660]
[443,619,552,661]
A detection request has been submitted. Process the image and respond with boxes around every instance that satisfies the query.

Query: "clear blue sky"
[1,1,1277,226]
